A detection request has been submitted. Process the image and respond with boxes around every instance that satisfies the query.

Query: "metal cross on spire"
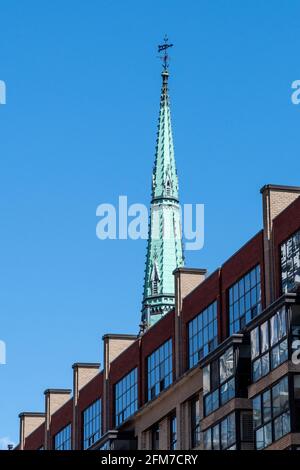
[158,35,173,71]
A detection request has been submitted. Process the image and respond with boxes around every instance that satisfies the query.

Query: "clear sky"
[0,0,299,447]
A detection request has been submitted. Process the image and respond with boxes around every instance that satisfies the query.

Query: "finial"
[158,35,173,71]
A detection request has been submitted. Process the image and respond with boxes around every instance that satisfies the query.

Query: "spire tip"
[158,35,173,72]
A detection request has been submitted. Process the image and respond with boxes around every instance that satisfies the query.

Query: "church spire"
[140,38,184,332]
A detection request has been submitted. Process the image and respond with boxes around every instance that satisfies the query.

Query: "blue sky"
[0,0,299,446]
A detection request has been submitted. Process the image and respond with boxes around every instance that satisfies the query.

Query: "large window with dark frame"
[151,423,159,450]
[114,368,138,427]
[250,307,288,383]
[203,346,235,417]
[229,265,262,335]
[54,423,72,450]
[83,399,102,449]
[190,396,201,448]
[252,376,290,450]
[281,229,300,293]
[188,301,218,368]
[147,339,172,401]
[203,413,236,450]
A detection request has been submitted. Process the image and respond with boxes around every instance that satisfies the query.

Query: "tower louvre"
[140,65,184,331]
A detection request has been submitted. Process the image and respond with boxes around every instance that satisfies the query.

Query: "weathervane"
[158,35,173,71]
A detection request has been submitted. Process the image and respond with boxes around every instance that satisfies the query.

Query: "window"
[191,396,201,448]
[251,307,288,382]
[147,339,172,401]
[115,368,138,427]
[229,265,261,335]
[253,376,290,450]
[166,182,171,196]
[203,413,236,450]
[54,424,72,450]
[203,346,236,416]
[152,423,159,450]
[169,414,177,450]
[83,399,101,449]
[152,280,158,295]
[281,230,300,293]
[188,301,218,368]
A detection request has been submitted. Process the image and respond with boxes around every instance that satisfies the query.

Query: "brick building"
[16,185,300,450]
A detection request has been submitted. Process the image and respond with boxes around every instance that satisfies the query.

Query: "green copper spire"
[140,40,184,331]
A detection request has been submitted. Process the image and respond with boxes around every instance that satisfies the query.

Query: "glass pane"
[278,308,287,340]
[262,390,271,423]
[227,414,236,447]
[253,358,262,382]
[203,430,212,450]
[203,365,210,395]
[212,425,220,450]
[221,418,228,449]
[270,313,278,347]
[253,396,262,429]
[261,353,270,377]
[251,327,260,359]
[260,321,269,353]
[219,347,234,383]
[220,377,235,405]
[264,422,272,448]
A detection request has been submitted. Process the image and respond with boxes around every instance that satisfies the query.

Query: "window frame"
[151,423,160,450]
[114,367,138,427]
[190,395,201,448]
[147,338,173,402]
[250,307,288,383]
[252,375,291,450]
[280,229,300,294]
[82,398,102,450]
[53,423,72,450]
[203,346,236,417]
[187,301,218,369]
[203,412,237,450]
[228,265,262,335]
[169,413,177,450]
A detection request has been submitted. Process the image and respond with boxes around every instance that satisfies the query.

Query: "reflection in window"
[191,396,201,448]
[203,413,236,450]
[281,230,300,293]
[250,307,288,382]
[147,339,172,401]
[115,368,138,426]
[203,346,235,416]
[54,424,72,450]
[169,414,177,450]
[188,301,218,368]
[229,265,261,335]
[83,399,101,449]
[253,376,290,449]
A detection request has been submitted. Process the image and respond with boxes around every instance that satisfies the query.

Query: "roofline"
[44,388,72,395]
[18,412,45,418]
[72,362,100,370]
[260,184,300,194]
[102,333,138,341]
[173,267,207,275]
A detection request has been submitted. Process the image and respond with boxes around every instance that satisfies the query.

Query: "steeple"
[140,38,184,331]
